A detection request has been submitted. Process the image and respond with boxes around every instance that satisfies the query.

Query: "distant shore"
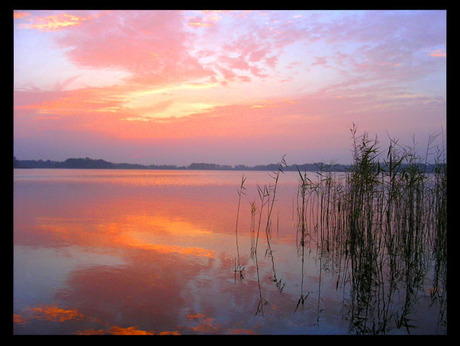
[13,156,348,171]
[13,156,443,173]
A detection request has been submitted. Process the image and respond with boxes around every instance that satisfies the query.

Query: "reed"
[233,175,246,282]
[430,135,447,332]
[294,167,310,312]
[251,185,270,316]
[234,126,447,333]
[264,156,287,292]
[306,126,447,333]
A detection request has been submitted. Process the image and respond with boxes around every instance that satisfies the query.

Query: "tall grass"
[234,175,246,282]
[264,155,287,293]
[292,125,447,333]
[234,127,447,332]
[244,156,288,315]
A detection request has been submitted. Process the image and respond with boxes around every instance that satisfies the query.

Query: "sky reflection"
[14,170,300,334]
[14,169,445,334]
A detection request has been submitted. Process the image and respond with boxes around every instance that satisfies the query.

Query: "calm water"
[13,169,446,335]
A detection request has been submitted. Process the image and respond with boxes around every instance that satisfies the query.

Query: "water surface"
[13,169,446,334]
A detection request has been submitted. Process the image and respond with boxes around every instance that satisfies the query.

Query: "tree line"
[13,156,442,172]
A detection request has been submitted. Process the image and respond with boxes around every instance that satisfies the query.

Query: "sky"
[14,10,446,166]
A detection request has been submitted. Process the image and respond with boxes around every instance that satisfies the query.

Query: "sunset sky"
[14,10,446,165]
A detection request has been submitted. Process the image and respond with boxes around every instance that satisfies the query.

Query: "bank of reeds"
[234,126,446,332]
[293,125,447,333]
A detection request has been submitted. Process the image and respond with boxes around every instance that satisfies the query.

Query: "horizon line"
[13,156,352,167]
[14,156,445,171]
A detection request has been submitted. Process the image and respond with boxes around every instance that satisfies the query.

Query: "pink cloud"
[311,56,330,68]
[218,55,251,71]
[264,55,278,68]
[216,67,237,81]
[54,11,214,86]
[249,65,267,78]
[210,12,310,83]
[248,47,270,63]
[237,75,251,83]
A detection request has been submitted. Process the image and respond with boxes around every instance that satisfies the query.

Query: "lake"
[13,169,446,335]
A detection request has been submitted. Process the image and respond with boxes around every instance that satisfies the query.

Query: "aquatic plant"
[234,126,447,333]
[234,175,246,282]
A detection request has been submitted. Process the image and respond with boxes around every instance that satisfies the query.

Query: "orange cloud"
[76,329,106,335]
[120,236,215,258]
[14,306,180,335]
[158,330,181,335]
[24,305,85,323]
[188,316,221,333]
[14,11,31,19]
[18,13,96,31]
[430,49,446,58]
[106,217,216,258]
[15,87,132,124]
[188,22,213,27]
[77,327,180,335]
[32,212,216,259]
[15,87,309,142]
[108,326,154,335]
[187,11,221,27]
[186,313,206,320]
[13,314,28,325]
